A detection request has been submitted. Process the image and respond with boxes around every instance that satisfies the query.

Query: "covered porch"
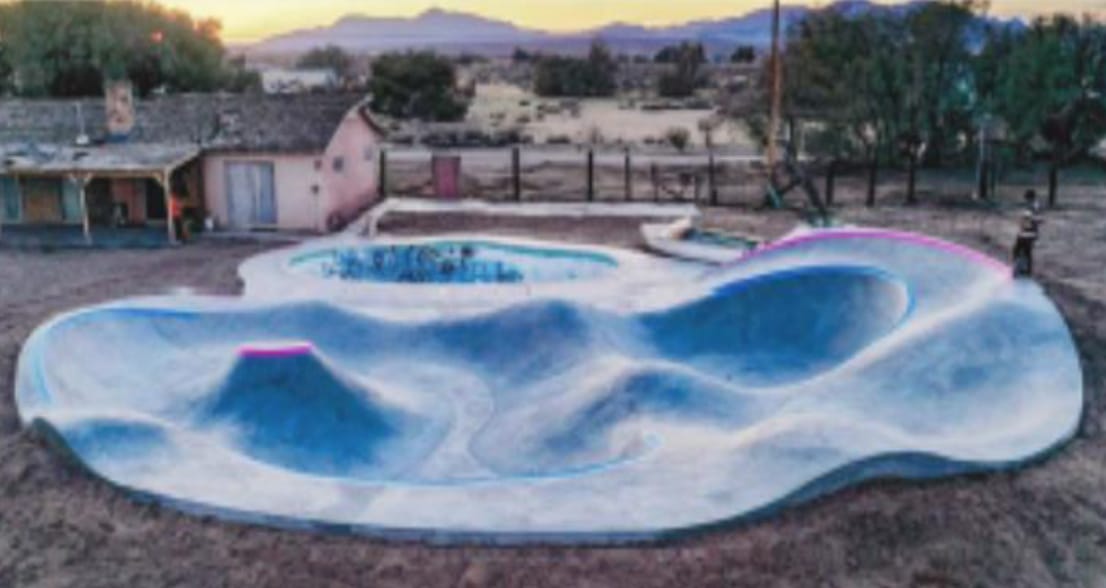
[0,143,202,247]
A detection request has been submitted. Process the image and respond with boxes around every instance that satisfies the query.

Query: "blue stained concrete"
[292,240,617,284]
[14,230,1083,543]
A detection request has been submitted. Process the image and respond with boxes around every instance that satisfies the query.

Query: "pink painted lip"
[733,228,1012,276]
[239,342,315,358]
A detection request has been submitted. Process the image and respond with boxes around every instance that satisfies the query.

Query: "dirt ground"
[1,182,1104,587]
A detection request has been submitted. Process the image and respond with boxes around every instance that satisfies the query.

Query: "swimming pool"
[291,240,618,285]
[237,235,695,313]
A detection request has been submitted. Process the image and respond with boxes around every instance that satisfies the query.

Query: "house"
[0,85,384,246]
[259,67,340,95]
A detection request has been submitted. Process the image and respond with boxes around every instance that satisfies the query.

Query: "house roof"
[0,92,374,155]
[1,143,201,176]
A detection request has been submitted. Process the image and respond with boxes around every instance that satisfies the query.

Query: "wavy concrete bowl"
[15,230,1082,543]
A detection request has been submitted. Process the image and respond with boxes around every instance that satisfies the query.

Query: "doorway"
[225,162,277,229]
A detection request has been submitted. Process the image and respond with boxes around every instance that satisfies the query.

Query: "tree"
[987,16,1106,206]
[903,1,981,168]
[369,51,469,122]
[296,45,353,83]
[754,7,899,206]
[0,9,13,96]
[0,0,235,97]
[224,55,262,94]
[698,117,721,150]
[747,1,987,207]
[656,42,707,98]
[731,45,757,64]
[664,127,691,152]
[533,40,618,97]
[511,47,534,63]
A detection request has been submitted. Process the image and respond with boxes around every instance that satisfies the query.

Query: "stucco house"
[0,88,383,246]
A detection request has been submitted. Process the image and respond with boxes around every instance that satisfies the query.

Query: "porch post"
[71,174,94,245]
[158,170,177,245]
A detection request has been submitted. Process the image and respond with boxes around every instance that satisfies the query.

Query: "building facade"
[0,91,383,245]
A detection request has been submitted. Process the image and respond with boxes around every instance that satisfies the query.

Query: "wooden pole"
[623,148,632,201]
[378,149,388,200]
[512,146,521,201]
[76,174,92,245]
[0,177,8,241]
[708,151,718,206]
[767,0,783,178]
[160,170,176,245]
[651,163,659,202]
[586,149,595,202]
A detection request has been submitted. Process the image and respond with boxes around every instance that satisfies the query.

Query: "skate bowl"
[15,229,1083,542]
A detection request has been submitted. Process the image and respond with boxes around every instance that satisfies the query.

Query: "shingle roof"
[1,143,201,175]
[0,92,371,153]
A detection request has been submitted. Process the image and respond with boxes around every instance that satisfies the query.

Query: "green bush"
[369,51,469,122]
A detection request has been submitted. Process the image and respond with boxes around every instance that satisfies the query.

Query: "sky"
[154,0,1105,43]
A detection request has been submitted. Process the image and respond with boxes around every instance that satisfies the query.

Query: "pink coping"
[239,341,315,359]
[732,228,1013,276]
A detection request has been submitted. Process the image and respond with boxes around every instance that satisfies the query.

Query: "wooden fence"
[376,147,772,207]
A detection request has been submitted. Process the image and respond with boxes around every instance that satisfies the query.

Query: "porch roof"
[0,142,201,178]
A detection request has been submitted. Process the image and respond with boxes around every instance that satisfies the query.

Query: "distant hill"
[244,2,1023,57]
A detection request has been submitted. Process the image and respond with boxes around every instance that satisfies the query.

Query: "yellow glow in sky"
[155,0,1102,43]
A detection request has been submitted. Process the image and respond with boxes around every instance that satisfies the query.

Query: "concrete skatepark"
[14,228,1083,542]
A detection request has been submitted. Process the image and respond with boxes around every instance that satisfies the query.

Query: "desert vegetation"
[0,0,257,96]
[743,0,1106,206]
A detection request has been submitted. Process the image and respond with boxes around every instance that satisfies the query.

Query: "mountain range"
[244,1,1022,57]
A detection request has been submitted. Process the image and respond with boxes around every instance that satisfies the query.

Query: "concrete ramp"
[15,230,1083,542]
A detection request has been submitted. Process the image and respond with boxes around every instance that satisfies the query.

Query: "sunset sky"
[154,0,1104,43]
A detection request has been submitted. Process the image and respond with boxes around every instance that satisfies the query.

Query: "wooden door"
[21,178,62,223]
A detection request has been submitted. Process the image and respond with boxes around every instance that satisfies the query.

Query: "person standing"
[1012,189,1042,277]
[169,193,187,243]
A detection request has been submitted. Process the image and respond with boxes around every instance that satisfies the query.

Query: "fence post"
[512,146,521,201]
[651,162,659,202]
[377,149,388,199]
[624,148,632,201]
[708,151,718,206]
[586,149,595,202]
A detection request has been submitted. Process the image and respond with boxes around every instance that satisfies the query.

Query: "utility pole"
[766,0,783,179]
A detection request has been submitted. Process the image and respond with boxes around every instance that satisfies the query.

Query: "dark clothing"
[1012,206,1041,277]
[172,217,187,243]
[1013,236,1034,276]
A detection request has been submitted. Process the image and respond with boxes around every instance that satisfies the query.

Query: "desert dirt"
[1,176,1104,587]
[466,83,753,148]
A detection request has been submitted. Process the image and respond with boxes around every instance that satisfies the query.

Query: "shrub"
[664,127,691,152]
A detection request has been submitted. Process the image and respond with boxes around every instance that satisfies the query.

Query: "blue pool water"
[291,241,618,284]
[685,229,758,250]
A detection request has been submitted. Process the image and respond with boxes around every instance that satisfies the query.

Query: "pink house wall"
[203,153,322,232]
[319,105,382,230]
[199,103,381,233]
